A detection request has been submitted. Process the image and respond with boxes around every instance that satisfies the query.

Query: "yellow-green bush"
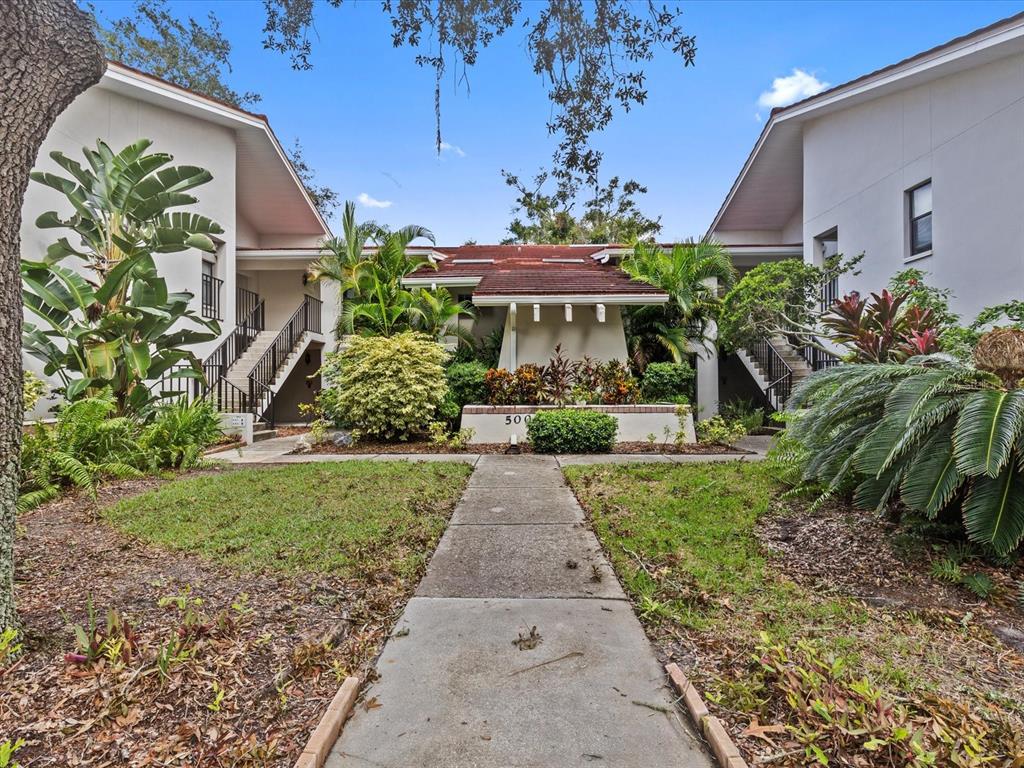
[320,332,448,440]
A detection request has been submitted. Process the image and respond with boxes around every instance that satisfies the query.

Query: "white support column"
[564,303,573,322]
[596,303,606,323]
[695,277,720,419]
[509,302,518,369]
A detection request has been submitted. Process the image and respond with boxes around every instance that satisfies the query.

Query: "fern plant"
[19,391,147,511]
[788,355,1024,556]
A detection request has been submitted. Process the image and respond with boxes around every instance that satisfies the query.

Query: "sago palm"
[788,351,1024,556]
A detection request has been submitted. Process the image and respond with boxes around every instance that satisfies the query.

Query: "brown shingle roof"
[405,244,665,299]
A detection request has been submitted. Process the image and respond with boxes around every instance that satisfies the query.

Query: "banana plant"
[22,139,221,415]
[787,351,1024,556]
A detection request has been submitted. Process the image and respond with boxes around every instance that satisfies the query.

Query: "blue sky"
[94,0,1024,243]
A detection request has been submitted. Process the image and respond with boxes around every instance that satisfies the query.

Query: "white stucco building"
[709,12,1024,407]
[22,62,335,427]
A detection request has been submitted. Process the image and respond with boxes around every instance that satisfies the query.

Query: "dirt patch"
[3,469,438,767]
[757,500,1024,638]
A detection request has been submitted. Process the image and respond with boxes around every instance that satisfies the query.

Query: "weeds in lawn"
[753,633,1024,766]
[566,461,1024,767]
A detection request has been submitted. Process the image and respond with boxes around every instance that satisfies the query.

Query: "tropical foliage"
[820,289,940,363]
[718,257,857,352]
[318,332,448,440]
[787,346,1024,556]
[621,240,736,371]
[22,139,221,415]
[310,201,474,344]
[484,354,640,406]
[18,391,222,512]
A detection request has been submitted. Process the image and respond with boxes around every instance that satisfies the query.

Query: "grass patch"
[565,461,1024,766]
[564,461,858,636]
[104,461,471,577]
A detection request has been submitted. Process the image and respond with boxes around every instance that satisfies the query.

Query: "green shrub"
[719,398,765,432]
[19,391,147,511]
[23,370,47,415]
[446,362,489,407]
[527,409,618,453]
[319,331,448,440]
[641,362,694,402]
[695,415,748,447]
[140,398,223,469]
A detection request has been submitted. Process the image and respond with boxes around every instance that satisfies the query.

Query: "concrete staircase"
[737,336,813,411]
[223,328,318,422]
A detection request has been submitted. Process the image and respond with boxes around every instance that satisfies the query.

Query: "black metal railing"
[202,300,266,386]
[750,337,794,408]
[247,294,322,424]
[206,377,251,414]
[820,276,839,313]
[202,273,223,320]
[237,286,260,324]
[800,342,842,371]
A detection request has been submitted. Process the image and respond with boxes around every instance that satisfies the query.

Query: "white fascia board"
[724,245,803,257]
[472,293,668,306]
[237,249,321,259]
[402,276,482,288]
[103,65,332,239]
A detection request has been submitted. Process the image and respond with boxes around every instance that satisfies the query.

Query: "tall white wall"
[21,85,238,417]
[801,52,1024,321]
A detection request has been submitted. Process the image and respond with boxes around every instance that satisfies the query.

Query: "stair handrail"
[195,299,266,397]
[202,375,251,414]
[247,294,322,422]
[750,336,794,408]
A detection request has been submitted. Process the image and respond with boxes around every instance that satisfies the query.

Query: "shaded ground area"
[565,461,1024,767]
[4,462,470,767]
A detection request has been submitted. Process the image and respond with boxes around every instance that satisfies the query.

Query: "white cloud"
[757,69,829,111]
[439,141,466,158]
[357,192,393,209]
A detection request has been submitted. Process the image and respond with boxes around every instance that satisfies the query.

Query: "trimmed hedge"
[446,361,489,408]
[526,409,618,453]
[641,361,694,403]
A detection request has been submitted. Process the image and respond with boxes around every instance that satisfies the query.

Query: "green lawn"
[564,461,856,637]
[104,461,471,578]
[564,461,1024,765]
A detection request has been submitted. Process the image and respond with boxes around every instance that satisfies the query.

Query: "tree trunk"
[0,1,104,633]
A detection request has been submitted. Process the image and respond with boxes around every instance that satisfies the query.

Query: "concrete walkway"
[324,455,714,768]
[211,433,771,465]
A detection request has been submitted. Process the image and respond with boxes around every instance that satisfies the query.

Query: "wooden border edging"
[293,676,360,768]
[666,664,748,768]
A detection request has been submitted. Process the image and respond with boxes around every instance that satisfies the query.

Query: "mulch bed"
[295,440,747,456]
[757,500,1024,650]
[3,469,425,767]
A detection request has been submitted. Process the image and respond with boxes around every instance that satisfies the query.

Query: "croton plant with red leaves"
[821,289,941,363]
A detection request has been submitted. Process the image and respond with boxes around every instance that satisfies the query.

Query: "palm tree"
[308,201,376,295]
[339,224,436,337]
[620,240,736,371]
[413,287,477,347]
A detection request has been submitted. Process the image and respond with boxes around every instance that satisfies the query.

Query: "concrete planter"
[461,404,695,446]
